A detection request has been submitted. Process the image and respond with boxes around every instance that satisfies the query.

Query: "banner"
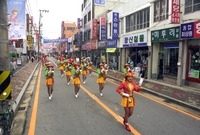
[43,38,68,43]
[180,21,200,39]
[7,0,26,40]
[170,0,180,24]
[94,0,106,6]
[112,12,119,39]
[92,19,98,39]
[99,17,107,40]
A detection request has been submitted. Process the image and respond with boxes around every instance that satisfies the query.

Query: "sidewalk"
[10,61,39,112]
[94,67,200,111]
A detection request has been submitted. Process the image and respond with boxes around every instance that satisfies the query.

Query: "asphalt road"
[23,57,200,135]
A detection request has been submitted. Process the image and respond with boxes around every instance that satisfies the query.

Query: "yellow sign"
[27,35,32,45]
[106,48,116,53]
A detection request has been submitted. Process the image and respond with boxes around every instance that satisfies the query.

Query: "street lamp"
[38,10,49,60]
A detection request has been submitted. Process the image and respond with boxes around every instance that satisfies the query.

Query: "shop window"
[163,48,178,76]
[187,47,200,82]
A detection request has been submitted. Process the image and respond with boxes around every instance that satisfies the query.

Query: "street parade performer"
[45,64,55,100]
[71,63,81,98]
[65,61,72,85]
[122,63,134,82]
[96,63,106,96]
[81,61,88,84]
[116,72,141,132]
[87,60,93,76]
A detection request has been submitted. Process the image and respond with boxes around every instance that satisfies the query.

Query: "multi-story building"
[60,21,79,55]
[78,0,200,88]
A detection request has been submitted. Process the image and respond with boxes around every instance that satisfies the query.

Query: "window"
[88,11,91,22]
[84,15,87,25]
[125,7,150,33]
[66,27,75,31]
[120,18,124,34]
[154,0,168,22]
[185,0,200,14]
[187,47,200,82]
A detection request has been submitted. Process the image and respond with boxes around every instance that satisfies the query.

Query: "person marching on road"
[71,63,81,98]
[45,64,55,100]
[65,61,72,85]
[81,61,88,84]
[97,63,106,96]
[59,61,65,77]
[87,60,93,76]
[116,72,141,132]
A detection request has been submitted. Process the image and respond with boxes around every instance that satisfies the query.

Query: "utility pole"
[38,10,49,60]
[0,0,12,100]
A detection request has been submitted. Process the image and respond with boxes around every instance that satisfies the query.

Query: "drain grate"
[18,107,26,111]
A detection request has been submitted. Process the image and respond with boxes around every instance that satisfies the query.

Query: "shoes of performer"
[50,94,53,98]
[67,82,70,85]
[61,74,64,77]
[125,124,131,132]
[49,96,51,100]
[75,93,79,98]
[100,93,103,97]
[83,81,86,84]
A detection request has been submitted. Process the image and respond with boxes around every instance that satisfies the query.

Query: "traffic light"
[27,35,32,45]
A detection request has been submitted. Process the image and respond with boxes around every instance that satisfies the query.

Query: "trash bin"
[16,58,22,66]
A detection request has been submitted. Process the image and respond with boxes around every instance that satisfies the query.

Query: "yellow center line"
[80,85,141,135]
[28,64,42,135]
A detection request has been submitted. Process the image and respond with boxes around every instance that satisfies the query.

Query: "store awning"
[106,48,116,53]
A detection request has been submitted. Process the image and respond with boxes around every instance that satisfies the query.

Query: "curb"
[12,62,40,114]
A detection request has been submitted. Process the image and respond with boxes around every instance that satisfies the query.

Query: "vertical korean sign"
[77,18,82,29]
[170,0,180,24]
[92,19,98,39]
[7,0,26,40]
[99,17,107,40]
[112,12,119,39]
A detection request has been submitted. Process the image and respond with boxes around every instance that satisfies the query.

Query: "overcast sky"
[28,0,82,39]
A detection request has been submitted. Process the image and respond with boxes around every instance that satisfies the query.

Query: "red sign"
[100,17,106,26]
[194,21,200,38]
[171,0,180,24]
[92,19,98,39]
[90,40,97,50]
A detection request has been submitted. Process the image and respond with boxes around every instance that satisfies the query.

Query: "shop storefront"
[106,39,118,68]
[151,26,180,83]
[180,21,200,85]
[122,31,148,76]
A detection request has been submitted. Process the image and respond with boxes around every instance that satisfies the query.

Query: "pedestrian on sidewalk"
[139,67,145,86]
[71,63,81,98]
[9,58,17,77]
[96,63,106,96]
[116,72,141,132]
[45,64,55,100]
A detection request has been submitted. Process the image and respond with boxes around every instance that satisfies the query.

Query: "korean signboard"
[112,12,119,39]
[99,17,107,41]
[123,32,147,47]
[151,26,180,42]
[107,39,117,48]
[94,0,106,5]
[170,0,180,24]
[180,21,200,39]
[92,19,98,39]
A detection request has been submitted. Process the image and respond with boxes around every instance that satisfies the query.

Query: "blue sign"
[100,26,107,40]
[180,22,194,39]
[94,0,105,5]
[107,39,117,48]
[112,12,119,39]
[43,38,68,43]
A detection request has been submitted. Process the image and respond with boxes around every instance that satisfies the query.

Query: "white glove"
[122,93,129,97]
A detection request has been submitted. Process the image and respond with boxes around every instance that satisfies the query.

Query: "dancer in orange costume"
[71,63,81,98]
[65,62,72,85]
[81,61,88,84]
[116,72,141,132]
[96,63,106,96]
[45,64,55,100]
[87,60,93,76]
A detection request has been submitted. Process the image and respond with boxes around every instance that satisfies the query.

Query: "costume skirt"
[97,77,105,84]
[121,96,135,107]
[46,78,54,85]
[72,77,81,85]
